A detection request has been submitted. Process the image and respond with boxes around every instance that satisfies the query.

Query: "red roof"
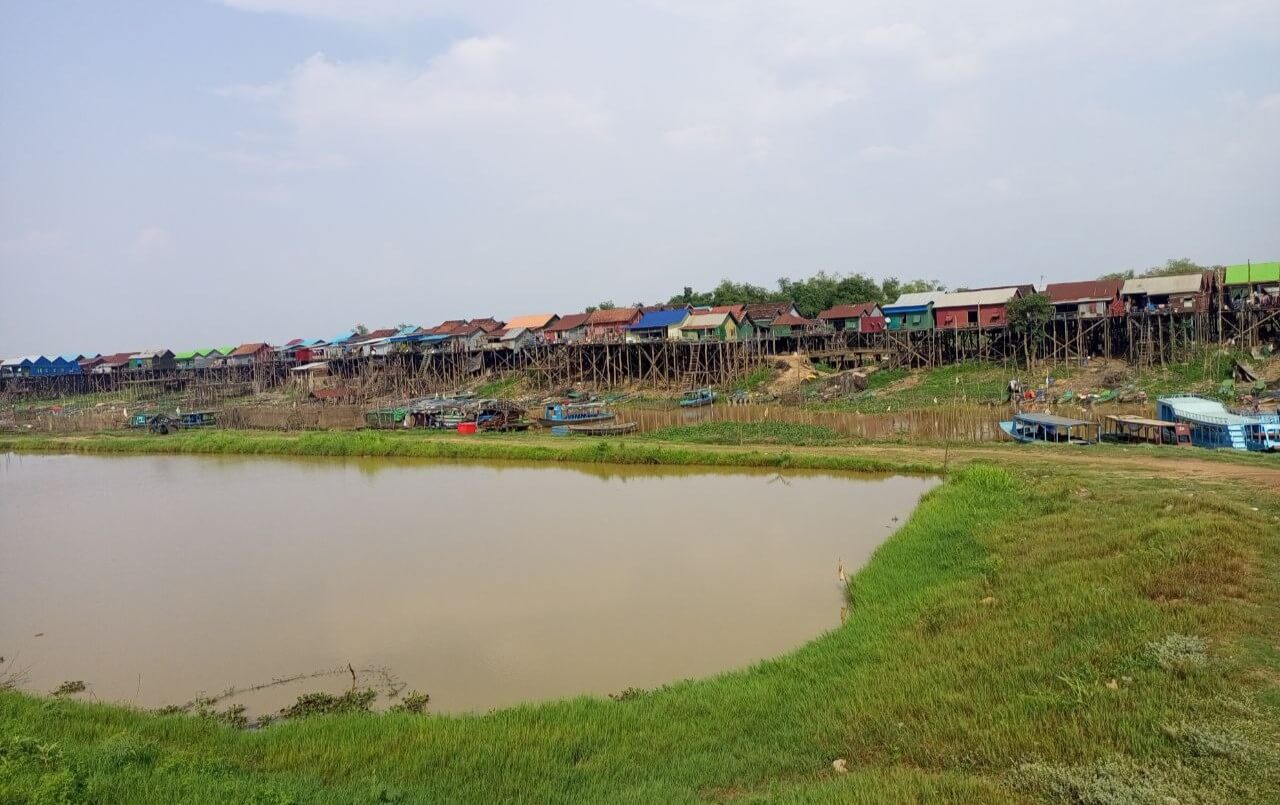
[364,328,397,339]
[586,308,641,326]
[469,318,505,333]
[102,351,136,366]
[546,312,590,332]
[1045,279,1122,303]
[708,304,746,321]
[818,303,881,320]
[743,302,796,319]
[231,342,271,357]
[773,312,815,326]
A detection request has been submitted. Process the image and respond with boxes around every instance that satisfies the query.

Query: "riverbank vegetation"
[1,438,1277,803]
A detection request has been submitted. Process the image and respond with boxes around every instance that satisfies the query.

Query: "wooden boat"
[1101,415,1190,446]
[679,388,715,408]
[538,402,615,427]
[568,421,637,436]
[177,410,218,428]
[999,412,1099,444]
[1156,395,1277,451]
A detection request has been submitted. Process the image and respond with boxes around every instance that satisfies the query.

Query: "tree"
[596,300,616,310]
[352,323,370,336]
[1006,293,1052,367]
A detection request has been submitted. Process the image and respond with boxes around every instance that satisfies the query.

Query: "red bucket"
[457,422,477,435]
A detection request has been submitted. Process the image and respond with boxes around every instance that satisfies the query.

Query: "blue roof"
[328,330,355,344]
[390,333,450,344]
[57,353,82,363]
[882,303,931,315]
[629,309,688,329]
[394,325,421,337]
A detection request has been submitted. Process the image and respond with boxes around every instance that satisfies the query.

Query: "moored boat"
[568,421,637,436]
[1156,395,1275,451]
[679,388,715,408]
[999,412,1099,444]
[1101,415,1191,446]
[538,402,615,427]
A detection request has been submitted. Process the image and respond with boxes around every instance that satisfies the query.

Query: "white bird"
[837,559,847,584]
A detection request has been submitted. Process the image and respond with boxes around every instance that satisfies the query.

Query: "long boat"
[999,412,1099,444]
[679,388,715,408]
[1156,395,1278,451]
[537,402,615,427]
[568,421,637,436]
[1101,415,1191,446]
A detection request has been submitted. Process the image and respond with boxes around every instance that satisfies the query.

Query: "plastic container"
[457,422,477,435]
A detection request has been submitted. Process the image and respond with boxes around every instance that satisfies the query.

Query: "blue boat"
[538,402,615,427]
[999,412,1099,445]
[679,388,715,408]
[1158,396,1278,451]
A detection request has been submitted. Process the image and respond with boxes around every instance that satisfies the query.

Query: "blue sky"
[2,0,1278,355]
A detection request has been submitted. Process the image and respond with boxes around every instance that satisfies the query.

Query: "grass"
[732,365,774,393]
[1,437,1278,802]
[815,361,1013,413]
[472,373,523,398]
[644,421,844,446]
[0,429,938,475]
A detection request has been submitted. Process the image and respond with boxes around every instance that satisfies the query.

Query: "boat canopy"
[1014,413,1093,428]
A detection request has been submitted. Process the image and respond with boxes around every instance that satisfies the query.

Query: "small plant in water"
[1147,633,1209,675]
[50,680,86,697]
[280,688,378,719]
[388,690,430,715]
[609,687,647,702]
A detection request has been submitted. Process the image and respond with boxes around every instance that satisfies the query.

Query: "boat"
[679,388,715,408]
[568,421,637,436]
[1101,415,1191,446]
[1156,395,1278,451]
[537,402,615,427]
[999,412,1100,444]
[476,400,530,432]
[177,410,218,428]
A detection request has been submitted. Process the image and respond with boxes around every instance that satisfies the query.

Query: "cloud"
[1259,93,1280,111]
[857,145,909,162]
[662,124,725,150]
[0,230,70,258]
[131,227,172,259]
[217,0,477,24]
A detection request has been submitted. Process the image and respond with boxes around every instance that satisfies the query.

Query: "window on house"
[967,310,979,325]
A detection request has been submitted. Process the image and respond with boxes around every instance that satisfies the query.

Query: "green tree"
[1006,293,1052,367]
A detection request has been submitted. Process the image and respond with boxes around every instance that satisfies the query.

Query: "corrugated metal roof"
[743,302,796,319]
[887,291,944,307]
[231,342,270,357]
[546,312,591,332]
[772,312,815,326]
[1121,274,1204,296]
[1160,395,1259,425]
[818,303,881,319]
[630,309,689,329]
[932,288,1019,308]
[1015,413,1094,427]
[504,313,558,330]
[682,312,732,329]
[1045,279,1122,304]
[586,308,641,325]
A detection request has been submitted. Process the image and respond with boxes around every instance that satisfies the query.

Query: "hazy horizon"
[3,1,1278,355]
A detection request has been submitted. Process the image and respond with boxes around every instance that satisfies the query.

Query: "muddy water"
[0,453,936,715]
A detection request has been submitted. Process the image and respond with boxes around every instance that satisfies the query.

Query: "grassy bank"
[0,429,941,475]
[2,440,1278,802]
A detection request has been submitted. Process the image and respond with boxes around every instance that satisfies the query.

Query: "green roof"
[1224,261,1280,285]
[174,350,198,360]
[216,345,235,355]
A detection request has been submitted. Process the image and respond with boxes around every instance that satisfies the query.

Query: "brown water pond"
[0,453,937,715]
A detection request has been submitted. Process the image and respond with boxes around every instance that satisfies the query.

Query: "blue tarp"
[629,309,688,330]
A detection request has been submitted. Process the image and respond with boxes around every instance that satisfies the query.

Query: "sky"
[1,1,1278,355]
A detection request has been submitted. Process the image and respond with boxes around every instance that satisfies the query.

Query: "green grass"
[814,362,1013,413]
[645,421,844,446]
[472,373,523,398]
[0,430,937,475]
[732,365,774,393]
[1,458,1277,803]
